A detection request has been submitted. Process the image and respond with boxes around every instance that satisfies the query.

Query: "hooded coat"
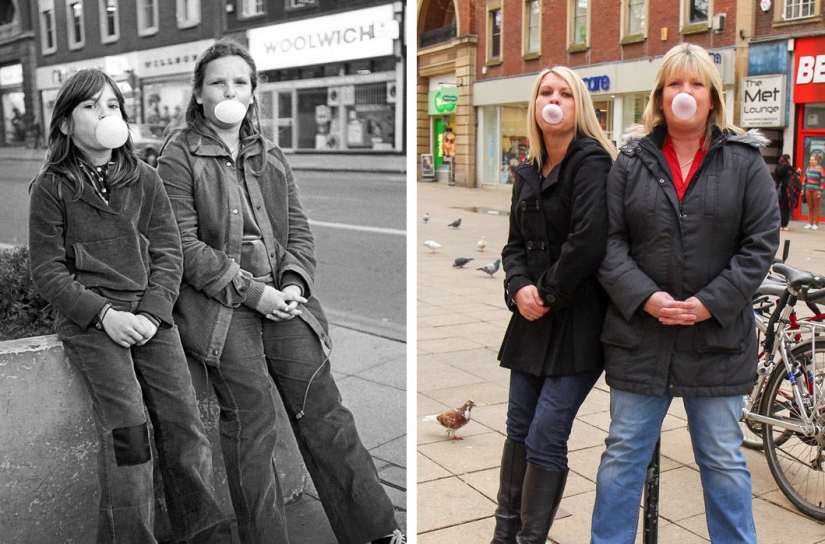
[498,135,613,376]
[599,125,780,397]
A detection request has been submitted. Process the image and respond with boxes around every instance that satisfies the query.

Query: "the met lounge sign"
[248,5,399,71]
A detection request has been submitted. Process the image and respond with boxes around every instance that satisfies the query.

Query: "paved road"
[0,160,405,336]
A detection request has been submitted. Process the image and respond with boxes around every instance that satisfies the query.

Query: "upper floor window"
[688,0,709,23]
[287,0,316,9]
[39,0,56,54]
[99,0,119,44]
[621,0,647,41]
[137,0,158,36]
[784,0,815,19]
[241,0,265,17]
[177,0,200,28]
[524,0,540,56]
[66,0,85,50]
[571,0,589,46]
[489,8,502,61]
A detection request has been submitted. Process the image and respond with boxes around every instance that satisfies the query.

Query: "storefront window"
[622,93,647,135]
[803,104,825,129]
[142,80,188,133]
[2,91,25,144]
[501,105,529,184]
[592,100,613,142]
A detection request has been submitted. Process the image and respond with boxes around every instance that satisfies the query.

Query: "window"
[627,0,645,35]
[523,0,540,56]
[571,0,588,46]
[176,0,200,28]
[137,0,158,36]
[39,0,56,54]
[688,0,709,23]
[66,1,85,50]
[99,0,118,43]
[241,0,264,17]
[489,8,502,61]
[784,0,815,19]
[287,0,316,9]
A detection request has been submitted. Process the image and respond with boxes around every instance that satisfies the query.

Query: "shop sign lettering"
[582,75,610,92]
[428,88,459,115]
[143,55,195,71]
[740,74,785,128]
[792,37,825,104]
[797,55,825,85]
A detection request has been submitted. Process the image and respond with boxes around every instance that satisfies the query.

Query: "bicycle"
[740,261,825,520]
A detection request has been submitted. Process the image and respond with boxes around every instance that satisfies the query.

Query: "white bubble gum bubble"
[214,100,247,124]
[95,116,129,149]
[671,93,697,120]
[541,104,563,125]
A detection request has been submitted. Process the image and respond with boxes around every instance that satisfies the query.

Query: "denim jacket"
[158,128,327,365]
[29,161,183,328]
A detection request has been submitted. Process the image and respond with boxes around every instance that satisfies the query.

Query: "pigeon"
[423,400,476,440]
[477,258,501,277]
[423,240,442,252]
[452,257,474,268]
[423,213,430,223]
[477,236,487,252]
[447,218,462,229]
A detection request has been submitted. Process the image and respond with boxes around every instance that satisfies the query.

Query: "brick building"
[0,0,37,147]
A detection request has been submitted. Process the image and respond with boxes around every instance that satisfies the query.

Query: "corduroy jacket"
[157,128,328,366]
[29,161,182,328]
[599,126,780,397]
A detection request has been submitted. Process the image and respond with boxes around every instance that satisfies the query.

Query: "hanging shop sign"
[740,74,785,127]
[428,87,459,115]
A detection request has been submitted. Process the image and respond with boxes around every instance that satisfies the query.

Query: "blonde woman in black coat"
[490,66,616,544]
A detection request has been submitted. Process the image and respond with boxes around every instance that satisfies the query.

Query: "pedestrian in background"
[491,66,616,544]
[803,152,825,230]
[28,68,230,543]
[591,42,779,543]
[775,153,798,231]
[157,39,404,544]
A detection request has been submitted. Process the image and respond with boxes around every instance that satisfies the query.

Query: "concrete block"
[0,335,308,543]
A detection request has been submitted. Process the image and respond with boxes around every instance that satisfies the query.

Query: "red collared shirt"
[663,135,706,201]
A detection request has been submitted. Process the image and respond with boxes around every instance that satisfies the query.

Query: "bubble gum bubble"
[541,104,563,125]
[94,116,129,149]
[214,100,248,125]
[671,93,697,120]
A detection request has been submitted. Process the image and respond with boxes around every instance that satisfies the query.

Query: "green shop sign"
[428,87,459,115]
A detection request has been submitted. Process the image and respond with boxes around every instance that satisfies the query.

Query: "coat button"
[681,214,688,219]
[232,209,239,214]
[520,201,527,211]
[534,201,540,210]
[212,349,219,355]
[659,179,665,184]
[226,161,232,166]
[526,241,534,249]
[546,294,556,303]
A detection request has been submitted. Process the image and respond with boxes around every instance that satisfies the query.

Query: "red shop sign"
[794,36,825,104]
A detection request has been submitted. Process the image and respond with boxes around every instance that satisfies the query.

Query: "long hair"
[641,42,743,147]
[526,66,617,171]
[41,68,139,198]
[170,38,267,174]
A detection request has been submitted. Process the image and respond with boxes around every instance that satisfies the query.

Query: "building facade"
[0,0,37,147]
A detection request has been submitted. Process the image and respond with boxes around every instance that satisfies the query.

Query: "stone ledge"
[0,335,308,543]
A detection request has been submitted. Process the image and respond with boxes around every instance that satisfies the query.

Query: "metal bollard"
[642,437,661,544]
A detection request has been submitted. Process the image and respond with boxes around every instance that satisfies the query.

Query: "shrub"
[0,246,56,341]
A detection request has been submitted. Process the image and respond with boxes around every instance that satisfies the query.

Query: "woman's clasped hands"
[257,284,306,322]
[644,291,711,325]
[515,285,551,322]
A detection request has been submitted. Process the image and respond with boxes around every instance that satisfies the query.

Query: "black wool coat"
[498,135,613,377]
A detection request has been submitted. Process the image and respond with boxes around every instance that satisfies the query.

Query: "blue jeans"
[507,370,600,470]
[56,310,229,544]
[209,305,398,544]
[591,390,757,544]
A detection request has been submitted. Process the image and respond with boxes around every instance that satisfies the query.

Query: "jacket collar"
[515,133,597,194]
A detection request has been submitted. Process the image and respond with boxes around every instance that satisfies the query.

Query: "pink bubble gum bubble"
[214,100,247,124]
[94,116,129,149]
[541,104,563,125]
[671,93,697,120]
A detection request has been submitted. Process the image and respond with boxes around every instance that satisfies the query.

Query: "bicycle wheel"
[760,341,825,521]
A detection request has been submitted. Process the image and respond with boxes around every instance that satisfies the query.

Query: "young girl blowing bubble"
[28,68,230,544]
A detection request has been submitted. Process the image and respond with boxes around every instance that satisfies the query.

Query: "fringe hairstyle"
[639,42,744,148]
[168,38,267,176]
[525,66,617,171]
[40,69,140,199]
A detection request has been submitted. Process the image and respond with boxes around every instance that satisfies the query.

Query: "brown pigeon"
[423,400,476,440]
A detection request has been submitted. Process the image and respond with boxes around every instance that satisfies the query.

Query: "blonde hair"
[641,42,743,147]
[526,66,617,170]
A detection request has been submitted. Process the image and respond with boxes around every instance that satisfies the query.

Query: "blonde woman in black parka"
[491,66,616,544]
[591,43,779,544]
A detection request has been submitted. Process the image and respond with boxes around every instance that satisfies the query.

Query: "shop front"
[0,63,26,145]
[427,81,458,178]
[247,3,404,158]
[794,36,825,221]
[474,49,735,186]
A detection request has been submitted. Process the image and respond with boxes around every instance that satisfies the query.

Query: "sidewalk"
[416,180,825,543]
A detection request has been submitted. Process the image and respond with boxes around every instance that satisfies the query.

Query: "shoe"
[804,224,813,229]
[491,440,528,544]
[373,529,405,544]
[515,464,568,544]
[814,225,819,230]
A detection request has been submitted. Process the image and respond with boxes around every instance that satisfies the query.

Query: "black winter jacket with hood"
[599,125,780,397]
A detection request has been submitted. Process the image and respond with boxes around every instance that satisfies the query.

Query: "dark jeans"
[506,369,600,470]
[56,311,229,544]
[210,305,398,544]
